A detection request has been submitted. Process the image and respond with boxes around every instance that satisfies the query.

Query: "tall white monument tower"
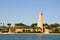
[37,12,43,32]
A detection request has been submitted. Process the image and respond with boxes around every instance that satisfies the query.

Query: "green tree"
[43,23,50,29]
[15,23,27,27]
[31,23,37,27]
[7,23,11,27]
[49,24,56,28]
[49,23,60,28]
[54,23,60,27]
[43,23,48,26]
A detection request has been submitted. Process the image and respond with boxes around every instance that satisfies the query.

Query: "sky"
[0,0,60,25]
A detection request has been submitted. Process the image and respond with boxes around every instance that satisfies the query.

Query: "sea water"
[0,34,60,40]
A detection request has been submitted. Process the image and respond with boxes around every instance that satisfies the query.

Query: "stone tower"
[37,12,43,32]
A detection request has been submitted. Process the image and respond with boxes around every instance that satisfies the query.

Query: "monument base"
[44,29,49,34]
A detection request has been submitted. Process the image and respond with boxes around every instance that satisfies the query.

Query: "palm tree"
[7,23,11,27]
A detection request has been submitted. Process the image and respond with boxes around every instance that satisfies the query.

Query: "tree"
[49,24,56,28]
[55,28,60,32]
[43,23,50,29]
[15,23,27,27]
[54,23,60,27]
[49,23,60,28]
[7,23,11,27]
[31,23,37,27]
[43,23,48,26]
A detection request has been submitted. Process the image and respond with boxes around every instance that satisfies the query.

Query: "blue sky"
[0,0,60,25]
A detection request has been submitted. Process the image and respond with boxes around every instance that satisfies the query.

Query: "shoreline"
[0,32,59,34]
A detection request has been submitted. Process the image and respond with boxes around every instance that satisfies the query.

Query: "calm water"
[0,34,60,40]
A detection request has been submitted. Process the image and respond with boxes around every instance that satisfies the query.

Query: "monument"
[37,12,43,32]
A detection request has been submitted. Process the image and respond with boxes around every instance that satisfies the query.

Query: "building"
[8,11,43,33]
[0,11,45,33]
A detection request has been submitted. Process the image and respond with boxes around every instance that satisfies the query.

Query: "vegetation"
[7,23,11,27]
[0,27,9,33]
[0,22,60,33]
[43,23,60,33]
[15,23,29,27]
[31,23,37,27]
